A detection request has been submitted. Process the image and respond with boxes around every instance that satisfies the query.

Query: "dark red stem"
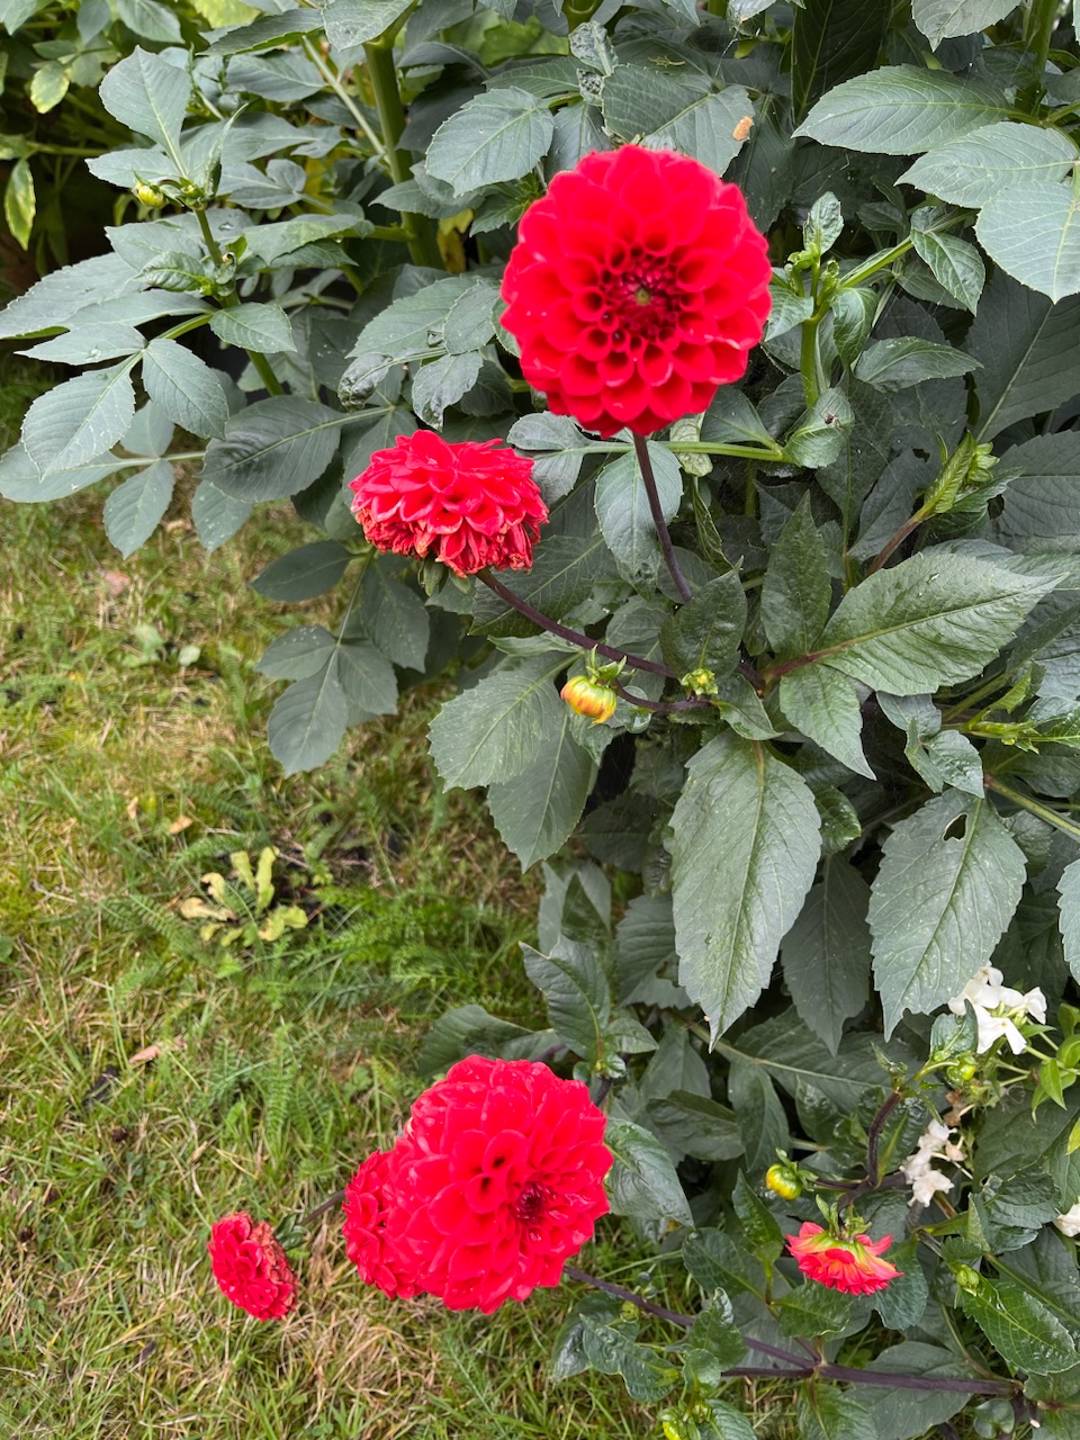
[478,571,674,678]
[634,434,692,603]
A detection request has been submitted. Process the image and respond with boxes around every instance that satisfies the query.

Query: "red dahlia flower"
[786,1222,900,1296]
[342,1149,420,1300]
[349,430,547,575]
[208,1211,297,1320]
[348,1056,612,1313]
[501,145,771,437]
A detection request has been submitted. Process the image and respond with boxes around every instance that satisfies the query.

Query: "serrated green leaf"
[854,337,979,391]
[579,1315,676,1402]
[256,625,337,681]
[428,654,566,791]
[779,1284,853,1338]
[4,156,34,248]
[862,1343,975,1440]
[661,572,746,680]
[594,445,682,587]
[911,227,985,313]
[202,397,344,501]
[191,479,252,552]
[797,1386,875,1440]
[977,181,1080,303]
[795,65,1009,155]
[780,664,874,778]
[967,271,1080,440]
[209,302,296,354]
[817,552,1054,695]
[762,497,831,659]
[321,0,413,49]
[267,663,349,776]
[671,734,821,1042]
[522,940,610,1062]
[1058,858,1080,986]
[142,338,229,441]
[792,0,891,121]
[601,65,752,175]
[98,46,191,161]
[427,87,554,196]
[102,459,174,558]
[684,1294,747,1385]
[912,0,1017,47]
[605,1118,693,1226]
[22,366,136,477]
[489,711,595,870]
[251,540,351,602]
[900,123,1078,208]
[869,792,1027,1033]
[781,858,871,1055]
[960,1275,1078,1374]
[29,60,68,113]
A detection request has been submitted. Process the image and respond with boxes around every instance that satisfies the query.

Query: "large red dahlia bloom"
[349,430,547,575]
[501,145,771,437]
[208,1211,297,1320]
[786,1222,901,1296]
[342,1149,420,1300]
[351,1056,612,1313]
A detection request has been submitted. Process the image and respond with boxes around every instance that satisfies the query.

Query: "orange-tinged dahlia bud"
[765,1163,802,1200]
[562,674,617,725]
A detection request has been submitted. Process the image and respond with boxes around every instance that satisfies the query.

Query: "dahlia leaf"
[350,275,480,361]
[683,1296,747,1386]
[796,1385,875,1440]
[21,364,137,478]
[869,792,1027,1035]
[660,572,746,681]
[645,1092,744,1163]
[335,641,398,717]
[416,1004,544,1076]
[959,1276,1077,1374]
[266,662,349,776]
[600,65,753,177]
[605,1118,694,1226]
[899,123,1079,209]
[251,540,351,602]
[683,1228,759,1297]
[411,352,482,428]
[256,625,338,682]
[778,1284,853,1338]
[142,338,229,441]
[818,552,1056,695]
[595,445,682,587]
[209,302,296,354]
[728,1066,789,1178]
[489,714,595,870]
[522,939,609,1061]
[506,413,598,503]
[98,46,191,157]
[965,271,1080,439]
[912,0,1021,49]
[778,667,875,779]
[201,396,345,502]
[349,564,430,673]
[191,479,252,553]
[910,226,985,314]
[794,66,1009,156]
[761,497,830,659]
[320,0,413,50]
[613,894,677,1005]
[854,337,980,392]
[780,859,872,1057]
[427,87,554,196]
[0,443,124,503]
[861,1342,976,1440]
[471,532,619,637]
[102,459,175,558]
[671,735,821,1042]
[791,0,890,122]
[428,653,567,789]
[1059,858,1080,986]
[784,386,853,469]
[699,1401,759,1440]
[579,1315,677,1402]
[976,181,1080,304]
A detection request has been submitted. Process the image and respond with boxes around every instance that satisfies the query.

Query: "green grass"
[0,401,652,1439]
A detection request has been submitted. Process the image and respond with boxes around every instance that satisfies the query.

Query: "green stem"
[194,210,283,396]
[363,35,442,269]
[1023,0,1059,73]
[302,38,387,161]
[800,310,825,407]
[940,672,1010,723]
[667,440,785,461]
[984,774,1080,843]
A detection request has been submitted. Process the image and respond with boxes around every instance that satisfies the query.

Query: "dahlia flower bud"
[765,1161,802,1200]
[501,145,771,437]
[208,1211,296,1320]
[561,674,617,725]
[133,181,166,209]
[786,1221,900,1296]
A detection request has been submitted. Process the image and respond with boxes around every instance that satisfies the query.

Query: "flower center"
[513,1181,547,1223]
[602,262,683,341]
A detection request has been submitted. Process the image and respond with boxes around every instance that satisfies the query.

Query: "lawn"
[0,376,652,1438]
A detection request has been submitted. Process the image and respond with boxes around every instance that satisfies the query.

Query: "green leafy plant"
[6,0,1080,1430]
[180,845,309,947]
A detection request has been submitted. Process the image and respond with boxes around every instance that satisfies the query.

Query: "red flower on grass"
[342,1149,419,1300]
[786,1222,900,1296]
[343,1056,612,1313]
[349,430,547,575]
[208,1211,296,1320]
[501,145,771,437]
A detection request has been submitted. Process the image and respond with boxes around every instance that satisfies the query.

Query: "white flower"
[1054,1202,1080,1238]
[902,1121,963,1207]
[948,966,1046,1055]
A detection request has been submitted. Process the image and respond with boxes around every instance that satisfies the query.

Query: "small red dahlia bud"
[561,674,617,724]
[207,1211,296,1320]
[501,144,771,437]
[786,1221,900,1296]
[349,430,548,576]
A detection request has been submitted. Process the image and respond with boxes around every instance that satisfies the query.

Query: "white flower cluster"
[1054,1201,1080,1238]
[901,1119,965,1207]
[947,965,1046,1055]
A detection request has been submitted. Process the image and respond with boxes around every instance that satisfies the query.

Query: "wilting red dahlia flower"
[349,430,547,575]
[501,145,771,437]
[344,1056,612,1313]
[786,1222,900,1296]
[208,1211,297,1320]
[342,1149,420,1300]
